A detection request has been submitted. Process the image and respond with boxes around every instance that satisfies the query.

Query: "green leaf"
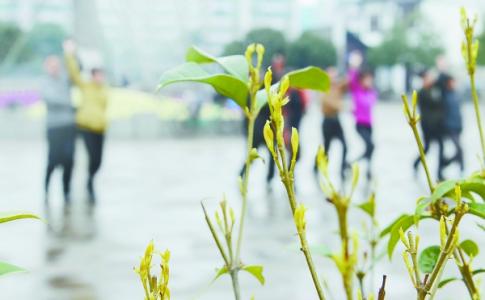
[469,203,485,219]
[158,62,249,107]
[387,215,416,259]
[0,212,40,224]
[472,269,485,276]
[285,67,330,91]
[256,66,330,109]
[430,180,458,203]
[418,245,441,274]
[0,261,26,277]
[415,197,431,224]
[438,277,460,288]
[380,214,408,238]
[460,178,485,201]
[357,193,375,218]
[212,266,228,283]
[460,240,479,257]
[186,46,249,81]
[242,265,265,285]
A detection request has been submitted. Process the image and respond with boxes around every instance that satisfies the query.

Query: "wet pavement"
[0,102,484,300]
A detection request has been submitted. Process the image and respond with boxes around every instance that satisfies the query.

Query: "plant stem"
[418,214,463,299]
[281,172,326,300]
[230,270,241,300]
[201,203,231,267]
[235,113,255,264]
[467,46,485,160]
[378,275,387,300]
[410,123,434,192]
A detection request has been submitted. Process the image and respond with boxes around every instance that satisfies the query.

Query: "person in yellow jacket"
[63,39,108,204]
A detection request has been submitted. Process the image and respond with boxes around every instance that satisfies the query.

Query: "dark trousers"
[314,117,348,176]
[356,124,374,161]
[413,130,445,179]
[444,129,464,171]
[45,125,76,197]
[80,129,104,188]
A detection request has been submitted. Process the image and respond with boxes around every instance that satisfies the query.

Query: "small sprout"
[439,216,447,249]
[316,145,329,176]
[294,203,307,234]
[290,127,299,171]
[411,90,418,118]
[255,44,265,69]
[402,251,416,286]
[215,211,224,233]
[351,164,360,195]
[278,75,290,98]
[263,121,275,156]
[245,44,256,66]
[249,148,263,164]
[264,68,273,94]
[135,242,171,300]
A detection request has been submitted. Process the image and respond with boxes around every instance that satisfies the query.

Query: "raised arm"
[63,40,84,87]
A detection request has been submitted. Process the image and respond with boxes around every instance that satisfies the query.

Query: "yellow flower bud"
[399,228,409,249]
[264,67,273,93]
[256,43,265,69]
[290,127,299,162]
[294,203,307,233]
[245,44,256,66]
[278,76,290,98]
[263,121,275,155]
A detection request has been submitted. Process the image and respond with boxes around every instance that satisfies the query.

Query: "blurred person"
[42,55,76,205]
[412,70,446,180]
[313,67,349,180]
[63,40,108,204]
[284,87,308,163]
[348,52,377,179]
[442,76,464,174]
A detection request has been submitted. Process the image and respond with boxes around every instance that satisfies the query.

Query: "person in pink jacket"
[348,54,377,179]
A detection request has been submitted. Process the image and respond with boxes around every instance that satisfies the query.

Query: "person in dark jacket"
[442,76,464,172]
[42,55,76,205]
[413,70,446,180]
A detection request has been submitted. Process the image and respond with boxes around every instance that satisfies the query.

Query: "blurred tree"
[244,28,287,68]
[18,23,66,61]
[221,40,245,56]
[0,22,22,63]
[287,32,337,69]
[367,16,442,68]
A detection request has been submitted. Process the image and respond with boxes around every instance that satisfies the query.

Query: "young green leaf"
[212,266,229,283]
[255,66,330,109]
[438,277,460,288]
[0,212,40,224]
[380,214,409,238]
[357,193,375,218]
[242,265,265,285]
[158,62,249,108]
[459,240,479,258]
[0,261,25,277]
[415,197,431,224]
[468,203,485,219]
[418,245,441,274]
[185,46,249,81]
[430,180,459,203]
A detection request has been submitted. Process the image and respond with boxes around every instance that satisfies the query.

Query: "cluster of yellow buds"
[215,198,237,243]
[461,7,479,76]
[135,241,171,300]
[399,229,421,288]
[245,43,265,95]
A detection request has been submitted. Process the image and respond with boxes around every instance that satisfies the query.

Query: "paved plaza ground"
[0,102,484,299]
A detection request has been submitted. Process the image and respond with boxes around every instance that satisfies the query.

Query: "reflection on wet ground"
[45,203,98,300]
[1,103,484,299]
